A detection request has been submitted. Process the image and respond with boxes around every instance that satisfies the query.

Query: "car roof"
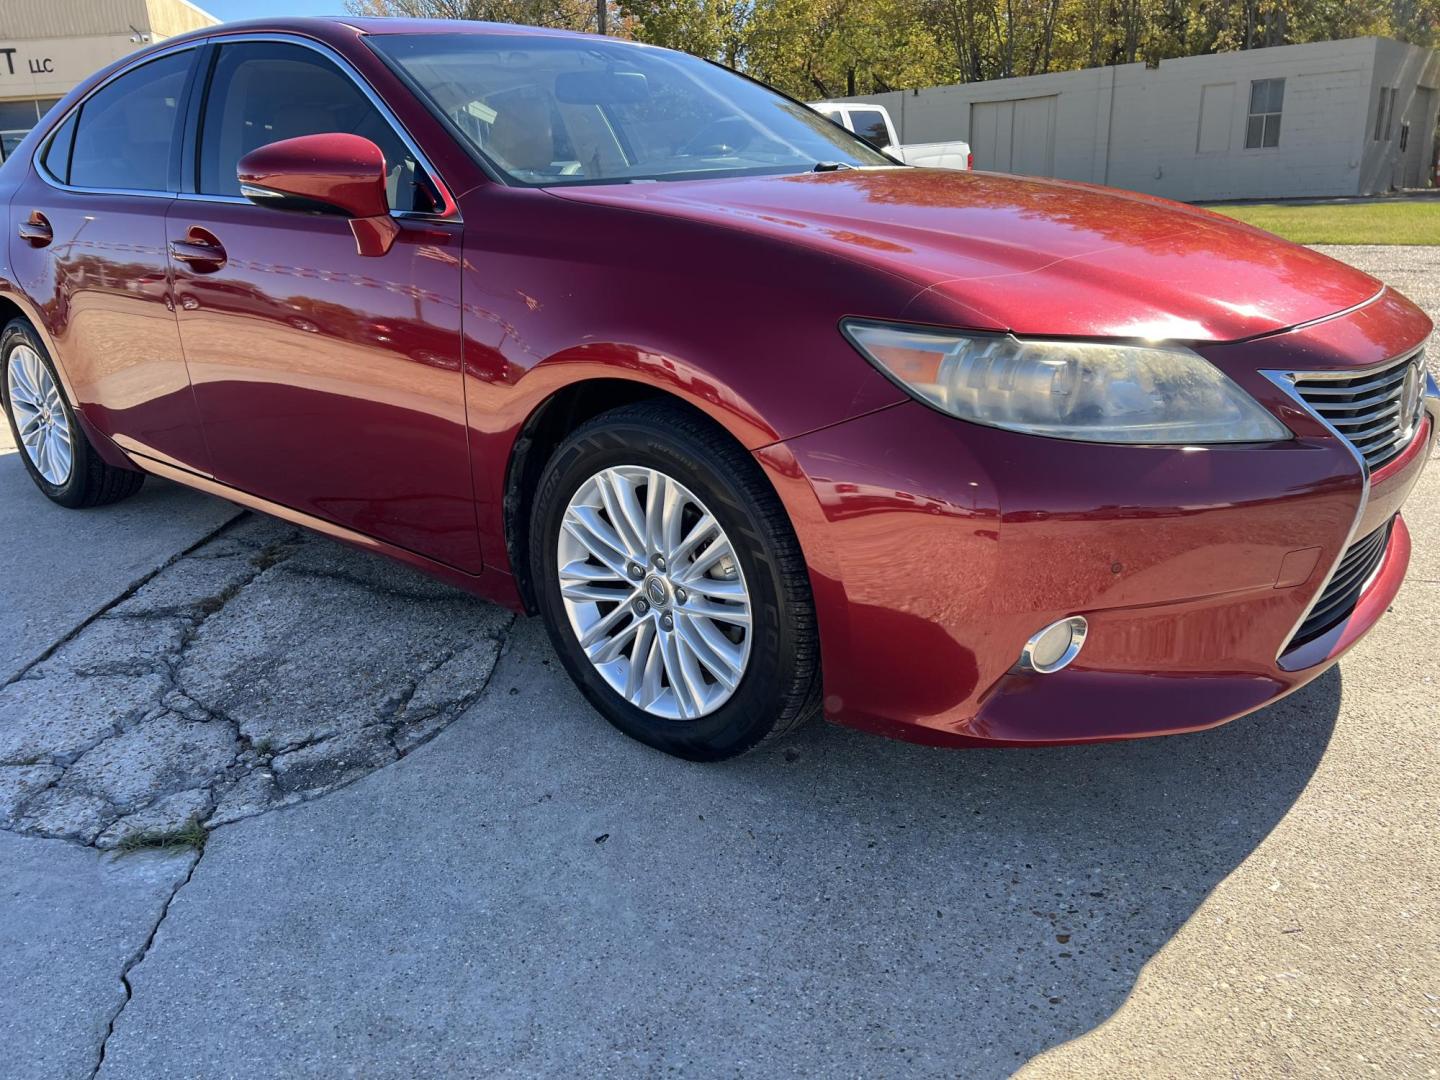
[341,17,598,37]
[139,15,636,61]
[188,16,608,40]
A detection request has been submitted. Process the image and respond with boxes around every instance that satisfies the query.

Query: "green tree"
[740,0,955,98]
[346,0,606,31]
[617,0,751,66]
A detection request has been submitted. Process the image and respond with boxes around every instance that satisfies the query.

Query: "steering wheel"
[679,116,753,158]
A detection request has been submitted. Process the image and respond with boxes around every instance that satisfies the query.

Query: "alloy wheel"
[557,465,753,720]
[6,344,73,486]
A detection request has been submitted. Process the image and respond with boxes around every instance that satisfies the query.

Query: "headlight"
[843,321,1290,444]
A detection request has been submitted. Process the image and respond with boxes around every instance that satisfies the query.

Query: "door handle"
[17,212,52,247]
[169,229,226,271]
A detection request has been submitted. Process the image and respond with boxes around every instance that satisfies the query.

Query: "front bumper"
[759,299,1436,748]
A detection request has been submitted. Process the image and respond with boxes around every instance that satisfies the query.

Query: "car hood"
[547,168,1382,342]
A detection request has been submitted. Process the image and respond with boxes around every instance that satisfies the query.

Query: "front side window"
[1245,78,1284,149]
[849,108,891,148]
[370,33,891,186]
[197,41,435,213]
[67,50,192,189]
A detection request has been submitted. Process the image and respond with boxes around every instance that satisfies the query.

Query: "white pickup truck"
[810,101,971,170]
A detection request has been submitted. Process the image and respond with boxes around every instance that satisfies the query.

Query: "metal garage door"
[969,95,1057,175]
[1402,86,1436,189]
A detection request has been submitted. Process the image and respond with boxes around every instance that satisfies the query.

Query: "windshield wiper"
[811,161,854,172]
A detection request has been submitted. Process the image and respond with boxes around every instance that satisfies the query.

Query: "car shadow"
[382,599,1343,1076]
[713,654,1341,1077]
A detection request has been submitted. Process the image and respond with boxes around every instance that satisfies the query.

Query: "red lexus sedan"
[1,19,1434,759]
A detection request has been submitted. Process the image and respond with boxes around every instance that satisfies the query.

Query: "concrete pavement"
[1,244,1436,1078]
[0,833,193,1080]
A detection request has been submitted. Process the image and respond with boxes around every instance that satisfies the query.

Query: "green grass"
[114,817,208,856]
[1209,200,1440,244]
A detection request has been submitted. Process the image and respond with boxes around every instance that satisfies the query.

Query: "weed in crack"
[113,816,208,856]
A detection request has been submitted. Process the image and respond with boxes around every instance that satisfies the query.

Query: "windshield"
[369,33,893,186]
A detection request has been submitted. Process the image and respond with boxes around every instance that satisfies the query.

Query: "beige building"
[837,37,1440,200]
[0,0,218,161]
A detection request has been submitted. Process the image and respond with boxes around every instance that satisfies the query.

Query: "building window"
[1245,78,1284,149]
[0,98,62,162]
[1373,86,1399,141]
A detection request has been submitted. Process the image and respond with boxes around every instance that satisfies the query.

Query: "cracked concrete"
[0,446,241,684]
[0,514,512,849]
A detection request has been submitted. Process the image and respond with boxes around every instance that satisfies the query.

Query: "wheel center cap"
[644,576,670,606]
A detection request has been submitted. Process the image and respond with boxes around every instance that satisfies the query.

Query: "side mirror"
[237,133,399,257]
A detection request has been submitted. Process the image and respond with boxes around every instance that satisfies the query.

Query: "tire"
[1,318,144,508]
[530,401,820,760]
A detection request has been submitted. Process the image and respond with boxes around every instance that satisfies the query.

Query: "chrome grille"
[1291,519,1392,647]
[1291,353,1426,472]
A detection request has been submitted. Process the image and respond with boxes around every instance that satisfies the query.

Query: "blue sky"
[199,0,340,20]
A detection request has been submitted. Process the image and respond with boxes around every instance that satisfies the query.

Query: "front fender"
[463,340,811,578]
[455,183,927,572]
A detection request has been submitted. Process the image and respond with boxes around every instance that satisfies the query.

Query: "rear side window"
[68,50,192,191]
[42,111,77,182]
[197,41,435,213]
[849,109,891,148]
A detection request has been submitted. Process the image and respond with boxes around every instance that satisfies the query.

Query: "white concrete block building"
[838,37,1440,200]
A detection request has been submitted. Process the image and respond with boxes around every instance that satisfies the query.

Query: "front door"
[168,39,478,571]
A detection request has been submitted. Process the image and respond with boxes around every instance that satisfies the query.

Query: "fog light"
[1017,616,1088,674]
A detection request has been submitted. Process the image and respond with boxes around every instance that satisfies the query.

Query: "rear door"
[8,46,210,472]
[168,38,477,571]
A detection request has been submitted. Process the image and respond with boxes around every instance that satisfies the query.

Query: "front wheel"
[530,402,820,760]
